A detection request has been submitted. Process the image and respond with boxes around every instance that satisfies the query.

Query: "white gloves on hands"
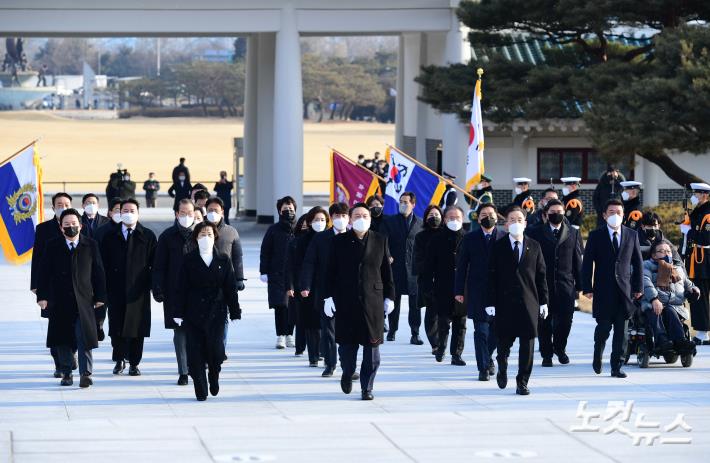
[485,306,495,316]
[680,224,691,235]
[259,274,268,283]
[540,304,549,319]
[173,317,183,326]
[324,297,336,317]
[384,298,394,315]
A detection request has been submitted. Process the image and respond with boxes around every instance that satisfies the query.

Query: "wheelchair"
[624,303,696,368]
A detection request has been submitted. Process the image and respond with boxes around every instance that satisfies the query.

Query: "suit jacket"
[300,228,338,315]
[81,213,109,240]
[286,229,320,329]
[152,224,196,329]
[581,225,644,320]
[526,222,583,314]
[167,181,192,209]
[421,228,466,317]
[31,218,63,292]
[37,236,106,349]
[259,219,295,308]
[455,227,503,321]
[325,229,395,346]
[486,235,548,339]
[382,213,422,293]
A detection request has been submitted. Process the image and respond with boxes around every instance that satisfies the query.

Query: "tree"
[416,0,710,185]
[33,38,95,74]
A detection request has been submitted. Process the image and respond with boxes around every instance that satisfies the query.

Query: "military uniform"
[512,177,535,216]
[621,181,643,231]
[561,177,584,229]
[685,183,710,339]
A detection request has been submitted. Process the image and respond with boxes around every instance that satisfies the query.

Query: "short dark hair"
[52,192,72,206]
[175,198,196,212]
[604,199,624,212]
[542,187,558,196]
[192,183,207,192]
[108,198,122,210]
[194,190,210,201]
[59,208,82,223]
[400,191,416,204]
[277,195,297,212]
[349,202,369,216]
[443,205,464,217]
[478,203,497,215]
[120,198,140,210]
[192,221,219,242]
[205,197,224,210]
[423,204,443,220]
[505,205,527,219]
[306,206,329,225]
[294,214,309,236]
[366,194,384,207]
[544,199,564,212]
[641,210,662,226]
[179,157,186,163]
[82,193,99,204]
[329,202,349,216]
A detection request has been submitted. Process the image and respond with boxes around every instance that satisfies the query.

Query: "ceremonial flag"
[384,145,446,218]
[330,149,380,207]
[0,142,43,264]
[465,69,485,192]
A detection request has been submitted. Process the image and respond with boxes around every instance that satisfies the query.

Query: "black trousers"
[111,335,144,365]
[305,328,321,363]
[437,313,466,357]
[274,305,294,336]
[647,307,686,342]
[295,322,306,353]
[320,313,337,369]
[473,320,497,372]
[389,290,420,335]
[538,307,574,359]
[186,320,225,399]
[689,278,709,331]
[423,305,439,349]
[497,335,534,384]
[339,343,380,393]
[594,309,628,371]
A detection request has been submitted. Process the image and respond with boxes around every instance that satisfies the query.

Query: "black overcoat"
[80,213,110,240]
[455,227,503,321]
[30,218,62,291]
[287,229,320,329]
[382,213,421,293]
[152,224,195,329]
[259,219,295,308]
[420,228,466,317]
[299,228,337,319]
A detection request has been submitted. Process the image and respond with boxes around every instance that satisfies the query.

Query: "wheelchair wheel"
[637,346,650,368]
[663,353,679,364]
[681,353,693,368]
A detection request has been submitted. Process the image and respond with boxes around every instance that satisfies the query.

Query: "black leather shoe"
[351,371,360,380]
[542,358,553,367]
[128,365,141,376]
[410,335,424,345]
[556,351,570,365]
[177,374,188,386]
[53,370,62,378]
[340,374,353,394]
[321,367,334,377]
[451,355,466,366]
[516,382,530,395]
[196,396,207,401]
[496,369,507,389]
[361,391,374,401]
[60,374,73,386]
[295,351,304,356]
[309,361,318,367]
[611,369,627,378]
[386,333,395,342]
[208,373,219,396]
[79,374,92,388]
[592,348,603,374]
[488,361,496,376]
[113,361,125,375]
[478,371,490,381]
[435,353,444,363]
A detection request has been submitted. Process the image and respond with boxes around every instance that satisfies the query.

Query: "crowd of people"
[30,164,710,401]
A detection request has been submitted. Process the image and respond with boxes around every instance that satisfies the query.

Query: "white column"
[394,35,405,149]
[256,32,276,223]
[272,6,304,217]
[643,157,659,206]
[243,34,258,216]
[415,33,428,164]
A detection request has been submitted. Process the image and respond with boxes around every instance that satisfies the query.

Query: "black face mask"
[281,210,296,222]
[370,206,383,218]
[548,213,564,225]
[480,216,496,229]
[644,228,659,241]
[63,226,79,238]
[426,216,441,228]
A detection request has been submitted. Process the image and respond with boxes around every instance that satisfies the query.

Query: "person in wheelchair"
[642,241,700,353]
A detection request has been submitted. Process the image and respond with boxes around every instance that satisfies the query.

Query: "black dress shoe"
[542,358,553,367]
[361,391,374,401]
[451,355,466,366]
[410,335,424,345]
[386,333,395,342]
[177,374,189,386]
[113,361,125,375]
[611,369,627,378]
[128,365,141,376]
[321,367,334,377]
[488,361,496,376]
[478,371,490,381]
[435,353,444,363]
[496,369,507,389]
[196,396,207,401]
[309,361,318,367]
[592,355,602,374]
[516,383,530,395]
[340,374,353,394]
[53,370,62,378]
[351,371,360,380]
[60,374,73,386]
[223,354,228,361]
[295,351,304,356]
[692,336,703,346]
[556,351,570,364]
[208,373,219,396]
[79,374,92,388]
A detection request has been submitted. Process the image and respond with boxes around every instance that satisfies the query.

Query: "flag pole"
[0,139,40,167]
[329,148,387,183]
[385,144,480,204]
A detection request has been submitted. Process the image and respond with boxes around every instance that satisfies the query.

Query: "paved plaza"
[0,221,709,462]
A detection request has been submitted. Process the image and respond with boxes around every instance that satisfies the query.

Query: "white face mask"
[311,221,326,232]
[121,212,137,226]
[178,215,194,228]
[398,203,410,215]
[606,214,623,228]
[508,222,525,238]
[111,212,122,224]
[562,187,570,196]
[352,218,371,233]
[446,220,463,232]
[84,204,97,215]
[197,235,214,253]
[690,195,700,206]
[332,217,348,232]
[476,184,483,191]
[179,176,186,182]
[206,211,221,224]
[621,191,630,201]
[514,187,523,195]
[54,207,66,218]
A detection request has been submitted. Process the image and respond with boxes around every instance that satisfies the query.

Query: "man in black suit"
[526,199,583,367]
[485,205,548,395]
[300,202,350,377]
[324,203,395,400]
[382,191,422,343]
[582,199,644,378]
[31,192,73,377]
[168,173,192,211]
[94,197,122,245]
[36,209,106,388]
[455,203,503,381]
[80,193,109,240]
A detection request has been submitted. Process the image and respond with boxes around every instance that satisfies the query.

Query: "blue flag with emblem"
[0,142,43,264]
[384,145,446,218]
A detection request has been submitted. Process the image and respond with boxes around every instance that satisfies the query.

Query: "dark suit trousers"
[538,307,574,359]
[186,320,225,400]
[390,290,420,335]
[594,298,629,371]
[111,335,145,365]
[339,344,380,393]
[273,305,294,336]
[423,303,439,349]
[306,328,321,363]
[497,336,534,384]
[689,279,709,331]
[647,308,686,343]
[320,312,337,369]
[437,314,466,357]
[57,317,93,376]
[473,320,497,372]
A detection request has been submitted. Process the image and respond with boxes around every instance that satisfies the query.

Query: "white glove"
[259,274,268,283]
[571,225,580,230]
[384,298,394,315]
[173,317,183,326]
[323,297,336,317]
[485,306,495,316]
[540,304,548,319]
[574,299,579,308]
[680,224,691,235]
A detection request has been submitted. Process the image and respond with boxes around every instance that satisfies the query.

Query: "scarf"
[178,224,197,254]
[656,259,680,291]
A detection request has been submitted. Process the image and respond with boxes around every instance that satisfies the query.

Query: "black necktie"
[553,228,560,240]
[513,240,520,266]
[69,242,75,254]
[612,231,619,254]
[126,228,133,241]
[485,234,491,244]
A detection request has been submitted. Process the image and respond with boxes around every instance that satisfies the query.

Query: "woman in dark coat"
[288,207,329,366]
[366,194,385,232]
[286,214,309,355]
[174,222,240,401]
[412,204,443,352]
[259,196,297,349]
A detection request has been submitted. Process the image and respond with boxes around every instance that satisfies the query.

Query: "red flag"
[330,150,380,206]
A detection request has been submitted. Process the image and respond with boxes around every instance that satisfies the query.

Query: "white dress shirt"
[65,236,79,250]
[607,224,622,245]
[121,223,134,240]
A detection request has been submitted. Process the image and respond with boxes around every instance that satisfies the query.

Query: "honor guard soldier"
[512,177,535,216]
[467,174,494,222]
[561,177,584,229]
[620,181,643,230]
[683,183,710,345]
